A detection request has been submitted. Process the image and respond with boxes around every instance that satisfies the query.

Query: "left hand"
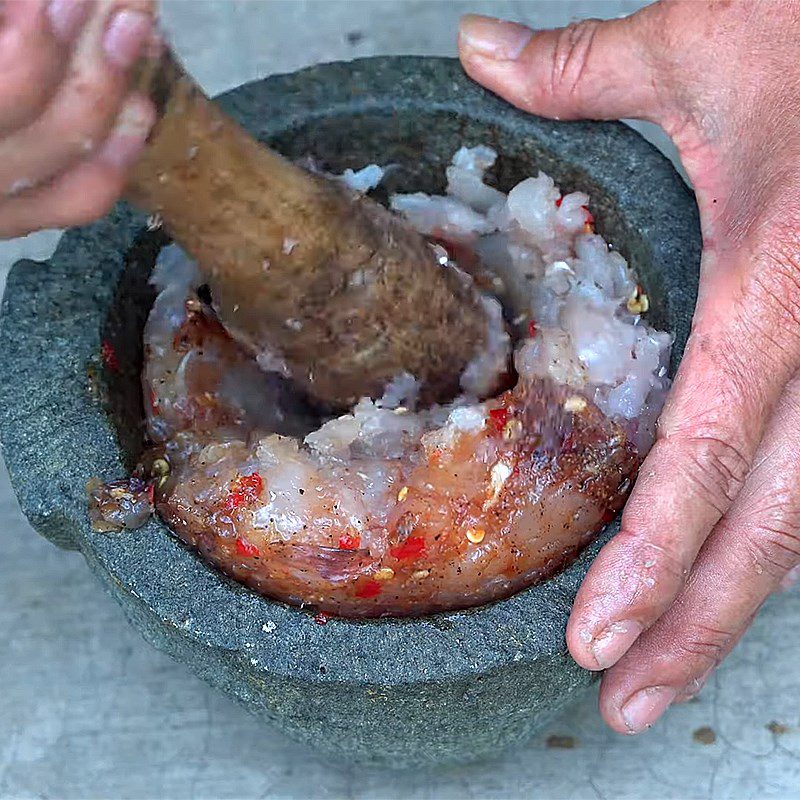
[0,0,157,239]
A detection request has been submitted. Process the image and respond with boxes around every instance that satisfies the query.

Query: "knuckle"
[614,529,691,592]
[739,503,800,581]
[661,334,762,445]
[51,73,121,149]
[662,431,749,514]
[672,621,736,671]
[0,57,59,130]
[549,19,601,101]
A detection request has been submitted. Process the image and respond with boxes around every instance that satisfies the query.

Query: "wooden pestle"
[126,45,490,410]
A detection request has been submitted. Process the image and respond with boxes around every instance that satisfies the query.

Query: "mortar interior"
[104,106,670,483]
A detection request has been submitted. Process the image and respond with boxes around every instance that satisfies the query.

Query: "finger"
[600,615,750,734]
[567,238,800,672]
[458,9,666,124]
[0,91,154,238]
[598,372,800,733]
[0,0,90,135]
[0,0,155,196]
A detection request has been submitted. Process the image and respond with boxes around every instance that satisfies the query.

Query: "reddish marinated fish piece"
[153,379,635,617]
[112,252,640,617]
[88,476,155,532]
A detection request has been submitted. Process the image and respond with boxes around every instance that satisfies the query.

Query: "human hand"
[0,0,156,238]
[459,0,800,733]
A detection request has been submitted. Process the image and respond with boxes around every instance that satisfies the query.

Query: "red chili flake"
[149,386,160,415]
[581,205,595,224]
[555,197,563,208]
[226,492,247,511]
[225,471,264,511]
[101,340,120,372]
[314,612,329,625]
[389,535,427,561]
[236,537,260,558]
[355,580,382,599]
[488,407,510,432]
[338,533,361,551]
[528,319,538,338]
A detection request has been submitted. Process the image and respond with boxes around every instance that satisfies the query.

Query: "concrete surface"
[0,2,797,798]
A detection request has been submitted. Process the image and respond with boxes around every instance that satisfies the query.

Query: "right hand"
[0,0,157,238]
[459,0,800,734]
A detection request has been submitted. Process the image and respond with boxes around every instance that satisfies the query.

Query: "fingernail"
[590,619,644,669]
[98,94,154,169]
[621,686,677,734]
[459,14,533,61]
[103,9,152,70]
[47,0,90,42]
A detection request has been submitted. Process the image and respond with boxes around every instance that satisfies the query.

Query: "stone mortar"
[0,57,700,767]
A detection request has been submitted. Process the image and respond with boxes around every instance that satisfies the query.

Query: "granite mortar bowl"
[0,57,700,767]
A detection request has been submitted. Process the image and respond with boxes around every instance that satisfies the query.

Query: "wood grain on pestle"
[126,46,490,409]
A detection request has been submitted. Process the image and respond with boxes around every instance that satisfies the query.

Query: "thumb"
[458,11,665,124]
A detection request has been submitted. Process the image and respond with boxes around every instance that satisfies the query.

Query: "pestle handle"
[125,42,493,409]
[131,40,191,117]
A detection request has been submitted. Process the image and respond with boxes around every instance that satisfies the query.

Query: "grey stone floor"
[1,2,798,798]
